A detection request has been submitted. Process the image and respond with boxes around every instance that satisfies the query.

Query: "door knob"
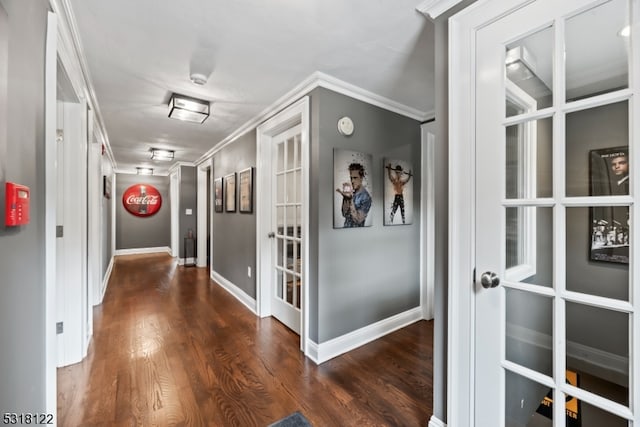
[267,232,275,238]
[481,271,500,289]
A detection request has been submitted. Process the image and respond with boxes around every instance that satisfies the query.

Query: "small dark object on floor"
[268,411,313,427]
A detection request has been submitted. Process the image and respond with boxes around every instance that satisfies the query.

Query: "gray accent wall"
[0,0,49,414]
[211,131,257,298]
[179,165,197,258]
[115,173,171,250]
[102,161,113,277]
[309,87,422,343]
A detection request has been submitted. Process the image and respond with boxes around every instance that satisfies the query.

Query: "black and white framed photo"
[103,175,112,199]
[383,158,414,225]
[589,146,629,264]
[224,172,236,212]
[214,177,223,213]
[590,146,629,196]
[239,167,253,213]
[333,148,373,228]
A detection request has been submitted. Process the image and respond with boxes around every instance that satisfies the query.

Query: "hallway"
[57,254,433,426]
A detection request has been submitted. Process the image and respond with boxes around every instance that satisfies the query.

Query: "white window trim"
[505,79,537,282]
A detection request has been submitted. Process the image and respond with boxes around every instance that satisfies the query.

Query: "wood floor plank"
[57,253,433,426]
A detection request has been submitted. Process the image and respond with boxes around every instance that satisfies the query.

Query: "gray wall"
[211,131,257,298]
[179,165,197,258]
[311,87,422,343]
[542,102,627,350]
[115,173,171,250]
[102,161,113,277]
[0,0,49,414]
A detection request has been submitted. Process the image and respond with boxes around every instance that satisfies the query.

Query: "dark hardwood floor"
[57,254,433,426]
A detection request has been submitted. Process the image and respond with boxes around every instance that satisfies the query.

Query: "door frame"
[170,169,180,257]
[448,1,540,425]
[256,96,310,353]
[421,122,436,320]
[44,10,57,417]
[196,160,212,268]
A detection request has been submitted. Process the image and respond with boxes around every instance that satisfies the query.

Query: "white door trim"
[87,112,101,311]
[196,162,210,267]
[44,10,58,419]
[170,170,180,257]
[448,1,533,425]
[256,96,310,353]
[421,122,436,320]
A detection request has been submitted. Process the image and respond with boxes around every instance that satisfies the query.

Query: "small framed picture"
[239,167,253,213]
[224,172,236,212]
[383,158,414,226]
[102,175,111,199]
[213,177,223,213]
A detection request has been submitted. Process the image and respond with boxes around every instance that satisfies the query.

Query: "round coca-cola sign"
[122,184,162,217]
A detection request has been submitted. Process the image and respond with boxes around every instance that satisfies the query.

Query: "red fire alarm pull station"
[5,182,30,226]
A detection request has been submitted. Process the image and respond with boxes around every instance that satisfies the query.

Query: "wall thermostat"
[337,116,354,136]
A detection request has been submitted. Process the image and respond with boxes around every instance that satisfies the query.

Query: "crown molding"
[416,0,464,19]
[195,71,432,166]
[49,0,116,169]
[167,161,197,175]
[315,71,431,121]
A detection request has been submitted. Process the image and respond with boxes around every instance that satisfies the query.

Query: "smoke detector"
[189,73,207,86]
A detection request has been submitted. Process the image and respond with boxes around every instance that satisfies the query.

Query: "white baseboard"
[98,256,114,305]
[307,306,423,364]
[211,270,257,314]
[428,415,446,427]
[177,257,196,266]
[114,246,172,256]
[306,340,319,362]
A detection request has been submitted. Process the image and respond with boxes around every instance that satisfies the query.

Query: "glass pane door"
[474,0,635,425]
[271,124,303,333]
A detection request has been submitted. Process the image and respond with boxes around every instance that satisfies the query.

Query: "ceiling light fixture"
[505,45,551,98]
[150,148,175,161]
[137,167,154,175]
[168,93,210,124]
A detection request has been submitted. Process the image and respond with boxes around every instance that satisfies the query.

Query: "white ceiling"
[65,0,435,174]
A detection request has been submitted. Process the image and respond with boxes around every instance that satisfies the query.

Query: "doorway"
[450,0,637,425]
[257,97,310,351]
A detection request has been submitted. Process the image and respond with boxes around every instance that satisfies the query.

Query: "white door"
[473,0,637,425]
[269,124,303,334]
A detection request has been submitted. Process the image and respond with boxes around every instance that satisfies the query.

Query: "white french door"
[470,0,638,425]
[269,124,303,334]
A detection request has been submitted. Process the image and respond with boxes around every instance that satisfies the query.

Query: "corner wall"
[179,165,197,259]
[0,0,50,415]
[311,87,422,343]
